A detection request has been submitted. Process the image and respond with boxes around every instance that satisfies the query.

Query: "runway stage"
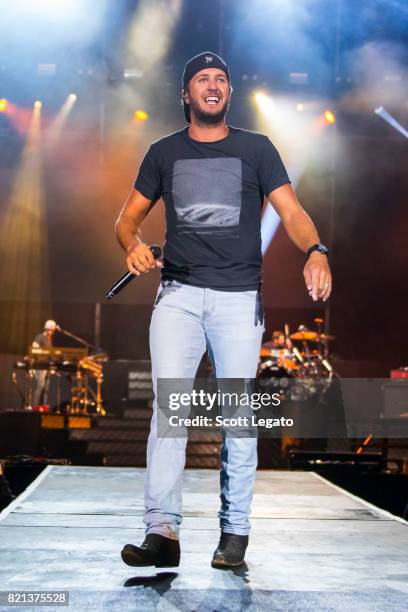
[1,467,407,611]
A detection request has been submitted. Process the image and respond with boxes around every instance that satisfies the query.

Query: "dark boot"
[0,474,14,512]
[121,534,180,568]
[211,533,248,568]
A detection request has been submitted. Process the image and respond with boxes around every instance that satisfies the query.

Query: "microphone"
[105,245,162,300]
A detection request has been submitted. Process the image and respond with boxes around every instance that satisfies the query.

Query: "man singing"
[116,52,331,569]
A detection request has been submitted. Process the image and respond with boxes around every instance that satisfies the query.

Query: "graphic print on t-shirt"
[172,157,242,237]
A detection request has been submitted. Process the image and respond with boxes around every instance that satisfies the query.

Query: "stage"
[0,467,407,611]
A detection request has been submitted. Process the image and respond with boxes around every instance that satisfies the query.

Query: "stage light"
[38,64,56,76]
[289,72,308,85]
[254,92,275,115]
[0,98,7,112]
[124,68,143,79]
[374,106,408,139]
[254,91,266,103]
[34,100,42,109]
[324,110,336,124]
[69,94,77,102]
[134,110,149,121]
[297,103,304,112]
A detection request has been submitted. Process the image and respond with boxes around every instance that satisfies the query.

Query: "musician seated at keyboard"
[32,320,57,405]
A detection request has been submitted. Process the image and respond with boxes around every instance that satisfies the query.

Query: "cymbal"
[290,331,336,342]
[290,331,318,341]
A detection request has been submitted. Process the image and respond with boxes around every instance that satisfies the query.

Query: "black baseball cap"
[182,51,230,123]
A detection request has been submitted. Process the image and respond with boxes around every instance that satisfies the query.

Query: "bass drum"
[256,359,295,395]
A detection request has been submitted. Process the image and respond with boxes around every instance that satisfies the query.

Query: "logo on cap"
[205,56,214,63]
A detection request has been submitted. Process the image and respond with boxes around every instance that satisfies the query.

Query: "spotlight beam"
[0,102,50,351]
[255,91,335,255]
[46,94,77,145]
[261,168,302,255]
[126,0,182,70]
[374,106,408,139]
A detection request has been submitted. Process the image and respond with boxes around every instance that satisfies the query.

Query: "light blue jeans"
[144,280,264,537]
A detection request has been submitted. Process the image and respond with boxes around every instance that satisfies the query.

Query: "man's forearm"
[280,207,320,253]
[115,215,143,253]
[269,184,321,253]
[115,189,153,253]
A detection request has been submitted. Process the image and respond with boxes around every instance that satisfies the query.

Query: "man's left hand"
[303,252,332,302]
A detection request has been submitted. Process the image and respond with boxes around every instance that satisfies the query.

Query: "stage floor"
[1,466,407,611]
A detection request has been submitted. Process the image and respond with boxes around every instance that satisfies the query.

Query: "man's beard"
[189,96,230,124]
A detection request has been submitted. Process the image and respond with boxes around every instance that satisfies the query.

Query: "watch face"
[318,244,328,254]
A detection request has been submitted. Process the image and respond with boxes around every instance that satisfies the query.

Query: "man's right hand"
[126,243,162,276]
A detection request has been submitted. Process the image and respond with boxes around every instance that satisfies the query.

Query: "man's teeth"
[205,97,219,104]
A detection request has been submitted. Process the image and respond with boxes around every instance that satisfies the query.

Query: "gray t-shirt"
[32,333,52,348]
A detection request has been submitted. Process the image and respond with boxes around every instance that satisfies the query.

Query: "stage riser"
[69,430,149,443]
[96,417,151,428]
[0,411,227,469]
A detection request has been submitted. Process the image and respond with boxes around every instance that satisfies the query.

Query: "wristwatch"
[307,243,329,258]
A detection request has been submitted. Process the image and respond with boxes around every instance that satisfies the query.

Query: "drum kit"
[257,318,335,400]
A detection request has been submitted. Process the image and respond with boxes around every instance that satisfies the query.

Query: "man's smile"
[203,94,221,106]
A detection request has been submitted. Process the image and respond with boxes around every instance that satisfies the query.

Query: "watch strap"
[307,243,328,258]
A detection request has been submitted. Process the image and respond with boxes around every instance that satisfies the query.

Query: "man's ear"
[182,88,190,103]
